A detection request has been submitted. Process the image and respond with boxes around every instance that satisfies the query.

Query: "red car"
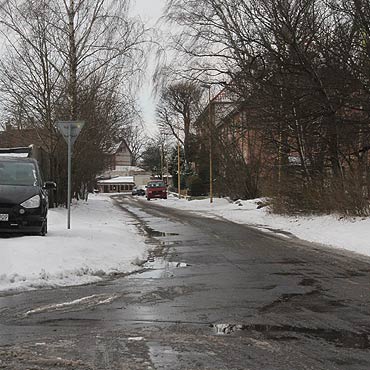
[146,180,167,200]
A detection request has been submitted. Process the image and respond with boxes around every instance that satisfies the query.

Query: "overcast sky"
[131,0,166,25]
[130,0,168,134]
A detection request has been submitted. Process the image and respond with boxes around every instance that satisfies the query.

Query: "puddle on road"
[130,257,190,279]
[144,225,179,238]
[23,293,120,317]
[144,258,189,270]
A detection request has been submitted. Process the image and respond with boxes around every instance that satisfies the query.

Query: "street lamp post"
[202,84,213,204]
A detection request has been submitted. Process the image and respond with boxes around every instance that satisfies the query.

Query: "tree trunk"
[67,0,78,120]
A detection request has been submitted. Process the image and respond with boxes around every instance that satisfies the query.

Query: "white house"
[97,176,135,193]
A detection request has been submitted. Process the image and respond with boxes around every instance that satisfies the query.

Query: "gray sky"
[130,0,167,134]
[131,0,166,25]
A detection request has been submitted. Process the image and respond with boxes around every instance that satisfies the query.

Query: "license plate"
[0,214,8,221]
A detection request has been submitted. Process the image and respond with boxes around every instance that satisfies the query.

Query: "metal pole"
[208,87,213,204]
[160,143,164,180]
[177,137,181,199]
[67,124,72,229]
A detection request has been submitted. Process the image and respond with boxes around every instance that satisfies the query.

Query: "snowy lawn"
[152,195,370,258]
[0,194,148,293]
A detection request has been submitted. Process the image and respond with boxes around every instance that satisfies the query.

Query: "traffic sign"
[56,121,84,146]
[56,120,85,230]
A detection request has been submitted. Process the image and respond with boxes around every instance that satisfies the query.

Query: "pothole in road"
[247,324,370,350]
[168,262,189,268]
[212,324,246,335]
[211,323,370,349]
[272,272,303,276]
[299,278,317,286]
[260,290,321,313]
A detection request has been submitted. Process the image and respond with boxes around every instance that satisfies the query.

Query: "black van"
[0,154,56,236]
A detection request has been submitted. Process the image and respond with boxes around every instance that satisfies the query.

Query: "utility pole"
[160,143,164,180]
[177,136,181,199]
[208,87,213,204]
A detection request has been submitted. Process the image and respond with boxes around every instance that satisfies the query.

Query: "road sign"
[57,121,84,146]
[56,121,85,230]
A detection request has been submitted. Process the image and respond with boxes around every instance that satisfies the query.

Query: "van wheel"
[40,220,47,236]
[147,197,150,201]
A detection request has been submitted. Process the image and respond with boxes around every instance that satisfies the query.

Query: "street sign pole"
[56,121,84,230]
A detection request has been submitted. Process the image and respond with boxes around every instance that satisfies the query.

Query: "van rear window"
[147,181,165,188]
[0,161,38,186]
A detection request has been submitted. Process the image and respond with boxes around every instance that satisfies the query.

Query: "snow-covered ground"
[152,195,370,258]
[0,195,148,293]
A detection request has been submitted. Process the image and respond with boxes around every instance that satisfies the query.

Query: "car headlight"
[21,195,41,209]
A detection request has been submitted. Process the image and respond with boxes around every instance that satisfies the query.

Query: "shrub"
[187,175,208,196]
[271,175,370,217]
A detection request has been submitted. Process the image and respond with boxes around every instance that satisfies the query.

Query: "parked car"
[137,187,146,196]
[146,180,167,200]
[0,155,56,236]
[132,186,146,196]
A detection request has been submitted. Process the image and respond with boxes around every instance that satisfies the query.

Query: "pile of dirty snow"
[0,195,147,292]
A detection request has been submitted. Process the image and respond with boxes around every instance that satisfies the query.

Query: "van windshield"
[0,161,39,186]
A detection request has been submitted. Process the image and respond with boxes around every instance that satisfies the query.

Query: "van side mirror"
[43,181,57,190]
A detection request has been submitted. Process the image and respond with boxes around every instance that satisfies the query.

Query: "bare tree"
[161,0,370,214]
[0,0,149,203]
[119,120,150,166]
[156,81,202,167]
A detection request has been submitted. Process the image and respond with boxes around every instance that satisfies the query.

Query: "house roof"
[114,165,145,172]
[0,128,46,148]
[97,176,135,184]
[195,86,238,128]
[108,139,132,155]
[0,146,32,158]
[110,141,123,153]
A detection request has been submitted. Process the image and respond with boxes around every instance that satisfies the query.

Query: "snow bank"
[153,195,370,257]
[0,195,147,292]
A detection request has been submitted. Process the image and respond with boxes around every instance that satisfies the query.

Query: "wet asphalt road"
[1,195,370,369]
